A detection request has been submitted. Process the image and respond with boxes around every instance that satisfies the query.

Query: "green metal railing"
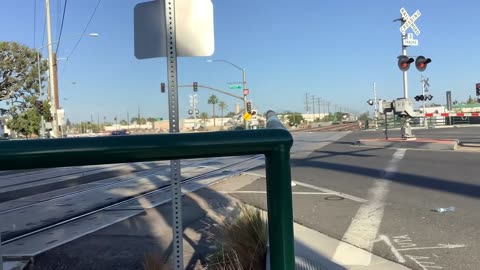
[0,111,295,270]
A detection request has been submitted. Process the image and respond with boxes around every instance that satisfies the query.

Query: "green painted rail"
[0,111,295,270]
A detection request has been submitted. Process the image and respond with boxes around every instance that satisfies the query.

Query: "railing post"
[265,145,295,270]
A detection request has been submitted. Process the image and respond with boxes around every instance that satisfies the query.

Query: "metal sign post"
[134,1,215,268]
[398,7,421,138]
[163,1,183,269]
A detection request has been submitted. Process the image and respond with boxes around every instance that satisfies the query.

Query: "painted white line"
[293,181,367,203]
[374,235,406,263]
[220,191,340,195]
[332,149,406,266]
[240,172,367,203]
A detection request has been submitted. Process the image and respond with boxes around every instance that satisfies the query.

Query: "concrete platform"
[357,138,459,151]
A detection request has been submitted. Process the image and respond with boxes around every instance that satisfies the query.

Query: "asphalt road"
[230,127,480,270]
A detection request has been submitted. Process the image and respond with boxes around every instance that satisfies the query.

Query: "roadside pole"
[421,75,427,127]
[373,82,378,129]
[163,1,183,269]
[37,51,46,138]
[45,0,58,138]
[242,68,249,130]
[400,25,413,138]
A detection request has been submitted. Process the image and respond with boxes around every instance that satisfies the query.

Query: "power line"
[55,0,68,54]
[64,0,102,61]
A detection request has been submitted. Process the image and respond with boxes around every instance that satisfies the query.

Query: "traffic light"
[193,82,198,92]
[246,102,252,113]
[398,55,414,71]
[36,101,44,115]
[161,83,165,93]
[415,56,431,72]
[476,83,480,96]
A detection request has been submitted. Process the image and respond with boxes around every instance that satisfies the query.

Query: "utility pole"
[242,68,249,130]
[127,111,130,130]
[45,0,58,138]
[373,82,378,129]
[317,98,322,121]
[311,95,315,122]
[305,93,310,113]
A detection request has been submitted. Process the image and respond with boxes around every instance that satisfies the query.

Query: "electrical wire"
[55,0,68,54]
[64,0,102,61]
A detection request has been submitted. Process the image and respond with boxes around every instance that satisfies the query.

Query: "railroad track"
[294,122,360,132]
[0,155,262,253]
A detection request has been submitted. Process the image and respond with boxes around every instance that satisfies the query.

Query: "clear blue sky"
[1,0,479,122]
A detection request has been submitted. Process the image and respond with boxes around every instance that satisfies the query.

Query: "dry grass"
[207,205,268,270]
[143,252,171,270]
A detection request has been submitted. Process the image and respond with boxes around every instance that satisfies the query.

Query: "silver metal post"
[242,68,248,129]
[373,82,378,129]
[45,0,58,138]
[402,34,408,99]
[422,76,426,127]
[37,52,46,138]
[193,94,197,130]
[164,1,183,269]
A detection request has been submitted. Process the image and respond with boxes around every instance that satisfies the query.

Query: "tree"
[120,120,128,125]
[225,111,236,118]
[218,101,228,125]
[7,98,52,138]
[66,118,72,127]
[358,112,370,121]
[207,94,219,126]
[199,112,209,126]
[1,42,48,115]
[130,117,138,124]
[467,95,476,104]
[287,112,304,126]
[146,117,156,128]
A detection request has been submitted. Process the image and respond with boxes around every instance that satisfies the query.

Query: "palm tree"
[218,101,228,125]
[207,94,219,126]
[200,112,209,127]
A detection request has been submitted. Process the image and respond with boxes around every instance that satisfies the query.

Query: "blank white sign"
[134,0,215,59]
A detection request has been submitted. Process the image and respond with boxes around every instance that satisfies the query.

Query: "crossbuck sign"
[400,8,421,36]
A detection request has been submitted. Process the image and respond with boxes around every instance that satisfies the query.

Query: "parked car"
[111,129,130,136]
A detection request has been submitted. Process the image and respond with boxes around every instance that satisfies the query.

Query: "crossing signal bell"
[246,102,252,113]
[414,95,433,101]
[161,83,165,93]
[415,56,431,72]
[398,55,414,71]
[193,82,198,92]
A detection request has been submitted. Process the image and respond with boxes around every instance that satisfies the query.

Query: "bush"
[207,206,268,270]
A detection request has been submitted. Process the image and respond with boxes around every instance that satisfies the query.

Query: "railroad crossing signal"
[415,56,432,72]
[398,55,414,71]
[400,8,421,36]
[414,94,433,101]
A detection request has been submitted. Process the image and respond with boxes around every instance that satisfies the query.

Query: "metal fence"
[0,110,295,270]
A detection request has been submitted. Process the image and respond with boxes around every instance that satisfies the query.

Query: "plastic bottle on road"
[432,206,456,213]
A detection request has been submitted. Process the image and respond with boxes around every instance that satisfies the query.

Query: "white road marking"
[332,149,406,266]
[220,191,341,195]
[405,255,443,270]
[293,181,367,203]
[215,171,367,203]
[374,235,406,263]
